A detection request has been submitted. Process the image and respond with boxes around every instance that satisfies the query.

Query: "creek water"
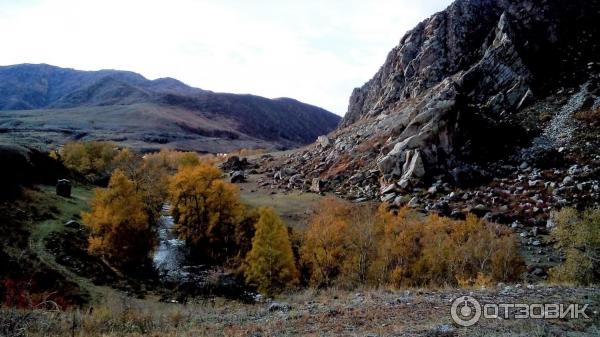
[152,204,188,282]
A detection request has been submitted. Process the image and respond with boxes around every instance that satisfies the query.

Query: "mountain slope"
[264,0,600,225]
[0,64,340,152]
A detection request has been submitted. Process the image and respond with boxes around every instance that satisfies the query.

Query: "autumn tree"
[301,199,524,288]
[300,197,350,287]
[60,141,119,180]
[244,207,299,295]
[549,208,600,284]
[82,169,155,269]
[168,162,245,263]
[113,148,169,223]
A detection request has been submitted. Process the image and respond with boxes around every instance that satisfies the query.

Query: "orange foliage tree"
[300,197,350,287]
[113,148,169,224]
[168,161,245,263]
[82,169,155,269]
[301,199,524,288]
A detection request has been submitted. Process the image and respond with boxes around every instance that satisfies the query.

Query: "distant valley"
[0,64,340,152]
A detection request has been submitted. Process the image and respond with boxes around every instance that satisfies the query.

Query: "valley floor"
[2,165,599,337]
[2,285,598,336]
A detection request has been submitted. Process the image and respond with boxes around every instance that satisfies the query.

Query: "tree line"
[56,141,599,296]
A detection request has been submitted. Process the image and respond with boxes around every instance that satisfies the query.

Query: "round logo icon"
[451,296,482,326]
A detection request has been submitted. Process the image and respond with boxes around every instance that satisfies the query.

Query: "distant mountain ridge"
[0,64,340,152]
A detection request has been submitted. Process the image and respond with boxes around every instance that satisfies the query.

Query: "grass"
[238,174,323,229]
[1,286,598,336]
[24,184,115,304]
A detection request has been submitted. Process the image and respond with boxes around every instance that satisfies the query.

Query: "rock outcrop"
[257,0,600,225]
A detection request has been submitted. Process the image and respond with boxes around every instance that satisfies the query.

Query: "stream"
[153,204,188,282]
[152,204,255,302]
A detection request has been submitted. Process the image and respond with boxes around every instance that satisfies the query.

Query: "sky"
[0,0,451,115]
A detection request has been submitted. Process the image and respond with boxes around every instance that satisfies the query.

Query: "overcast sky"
[0,0,451,115]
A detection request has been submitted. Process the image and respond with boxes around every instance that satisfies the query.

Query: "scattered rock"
[316,135,330,148]
[268,302,291,312]
[310,178,323,193]
[230,171,246,183]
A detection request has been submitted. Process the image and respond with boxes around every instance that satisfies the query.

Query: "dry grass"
[1,286,598,337]
[574,107,600,124]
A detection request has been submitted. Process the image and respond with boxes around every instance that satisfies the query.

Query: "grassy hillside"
[0,64,341,152]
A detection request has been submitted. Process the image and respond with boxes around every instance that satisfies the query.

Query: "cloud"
[0,0,451,115]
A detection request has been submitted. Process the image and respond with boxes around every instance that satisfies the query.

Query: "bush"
[144,148,214,173]
[549,208,600,285]
[301,199,524,288]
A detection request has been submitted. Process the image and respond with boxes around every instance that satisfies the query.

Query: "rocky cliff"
[261,0,600,226]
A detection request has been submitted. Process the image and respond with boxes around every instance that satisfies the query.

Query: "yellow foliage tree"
[300,197,350,287]
[301,199,524,288]
[168,162,244,263]
[245,207,299,295]
[549,208,600,284]
[60,141,119,179]
[113,148,169,224]
[82,169,155,268]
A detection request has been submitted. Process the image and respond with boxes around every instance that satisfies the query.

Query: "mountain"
[263,0,600,225]
[0,64,340,152]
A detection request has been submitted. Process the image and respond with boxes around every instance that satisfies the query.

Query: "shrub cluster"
[301,198,525,288]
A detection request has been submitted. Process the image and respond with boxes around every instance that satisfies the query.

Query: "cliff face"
[345,0,598,126]
[264,0,600,225]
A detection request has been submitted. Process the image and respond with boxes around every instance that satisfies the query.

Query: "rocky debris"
[267,302,291,312]
[56,179,71,197]
[253,0,600,230]
[230,170,246,183]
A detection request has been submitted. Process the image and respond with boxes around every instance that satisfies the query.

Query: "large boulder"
[56,179,72,197]
[310,178,324,193]
[230,171,246,183]
[316,135,330,148]
[222,156,251,172]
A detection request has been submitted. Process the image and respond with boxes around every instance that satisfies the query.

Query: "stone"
[434,324,456,336]
[268,302,291,312]
[310,178,323,193]
[289,174,303,184]
[222,156,251,171]
[65,220,81,229]
[401,150,425,181]
[407,197,420,208]
[230,171,246,183]
[56,179,71,197]
[381,193,396,203]
[316,135,330,147]
[381,183,397,194]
